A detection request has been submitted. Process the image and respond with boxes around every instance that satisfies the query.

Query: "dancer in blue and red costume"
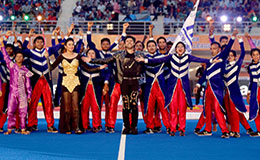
[80,49,108,133]
[223,36,252,138]
[142,40,171,134]
[86,22,128,132]
[246,33,260,137]
[136,42,211,136]
[22,28,67,133]
[194,30,238,138]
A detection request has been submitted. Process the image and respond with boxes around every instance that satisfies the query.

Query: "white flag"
[169,0,200,54]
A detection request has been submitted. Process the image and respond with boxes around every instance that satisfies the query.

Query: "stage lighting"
[220,15,228,23]
[0,15,3,21]
[252,16,258,22]
[10,15,16,21]
[107,23,113,30]
[24,15,30,21]
[37,15,43,21]
[223,24,231,32]
[236,16,242,23]
[206,15,212,22]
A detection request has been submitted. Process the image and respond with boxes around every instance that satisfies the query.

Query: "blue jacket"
[198,37,235,113]
[147,52,210,109]
[247,61,260,121]
[223,41,247,113]
[143,51,167,114]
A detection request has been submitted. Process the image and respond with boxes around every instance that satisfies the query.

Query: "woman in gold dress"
[48,38,106,134]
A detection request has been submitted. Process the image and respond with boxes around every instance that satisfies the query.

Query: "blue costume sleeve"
[75,38,83,54]
[48,40,65,56]
[86,32,100,55]
[209,35,215,43]
[247,66,253,92]
[188,55,209,63]
[219,37,235,61]
[51,37,56,46]
[22,38,29,50]
[237,41,245,67]
[147,54,171,65]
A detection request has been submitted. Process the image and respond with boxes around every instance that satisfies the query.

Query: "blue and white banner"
[169,0,200,54]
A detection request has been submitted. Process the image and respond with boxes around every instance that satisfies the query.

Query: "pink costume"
[1,47,33,130]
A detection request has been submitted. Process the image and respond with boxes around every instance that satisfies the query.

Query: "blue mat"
[0,119,260,160]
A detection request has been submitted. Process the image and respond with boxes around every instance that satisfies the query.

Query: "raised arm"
[209,20,215,43]
[237,38,245,66]
[149,24,154,40]
[219,30,237,60]
[75,29,84,54]
[48,39,65,56]
[109,23,128,51]
[245,32,257,49]
[0,40,13,69]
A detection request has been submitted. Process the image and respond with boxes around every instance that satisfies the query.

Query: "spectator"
[20,2,31,14]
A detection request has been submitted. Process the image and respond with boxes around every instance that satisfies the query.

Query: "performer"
[0,30,30,133]
[223,37,252,138]
[0,38,33,135]
[246,35,260,137]
[142,40,170,134]
[136,42,211,136]
[87,22,128,132]
[22,29,67,132]
[194,30,238,138]
[84,36,145,134]
[80,49,107,133]
[48,38,106,134]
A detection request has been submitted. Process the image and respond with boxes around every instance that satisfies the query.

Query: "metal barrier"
[0,20,259,35]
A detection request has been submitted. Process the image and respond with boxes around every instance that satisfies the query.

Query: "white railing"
[0,20,259,35]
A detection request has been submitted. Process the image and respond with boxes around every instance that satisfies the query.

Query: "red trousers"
[101,92,110,127]
[145,81,170,129]
[106,83,121,128]
[253,87,260,132]
[169,79,187,132]
[140,92,162,128]
[81,84,101,129]
[204,83,228,133]
[28,77,54,127]
[0,83,7,128]
[224,90,251,132]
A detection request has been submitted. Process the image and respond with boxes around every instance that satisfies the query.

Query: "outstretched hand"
[81,56,91,63]
[29,28,35,38]
[100,64,108,70]
[135,56,145,62]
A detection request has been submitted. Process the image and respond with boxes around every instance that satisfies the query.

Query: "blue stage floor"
[0,119,260,160]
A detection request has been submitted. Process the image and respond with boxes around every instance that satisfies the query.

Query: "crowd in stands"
[0,0,61,21]
[71,0,259,22]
